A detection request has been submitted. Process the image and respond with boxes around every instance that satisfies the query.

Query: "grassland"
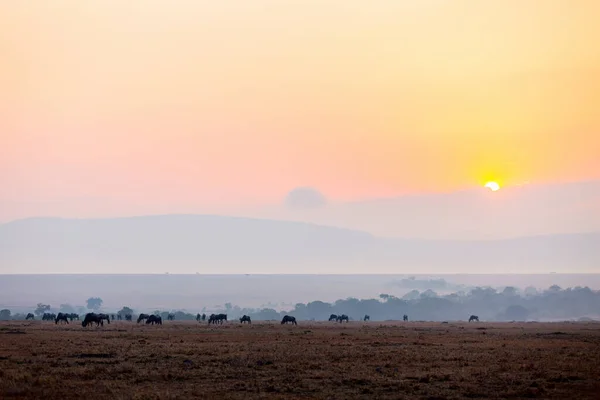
[1,320,599,399]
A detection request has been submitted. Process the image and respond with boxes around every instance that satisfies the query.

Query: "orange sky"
[1,1,600,221]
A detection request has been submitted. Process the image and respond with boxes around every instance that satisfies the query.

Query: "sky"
[2,1,600,223]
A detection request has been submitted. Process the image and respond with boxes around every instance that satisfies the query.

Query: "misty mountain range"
[1,215,598,274]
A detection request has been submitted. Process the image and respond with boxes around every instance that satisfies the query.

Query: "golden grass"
[1,321,599,399]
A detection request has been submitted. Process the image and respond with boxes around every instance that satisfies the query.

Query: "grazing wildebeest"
[469,315,479,322]
[328,314,338,322]
[281,315,297,325]
[209,313,227,324]
[202,313,206,321]
[26,313,35,320]
[82,313,104,327]
[55,312,69,324]
[67,313,79,321]
[137,313,150,323]
[146,315,162,325]
[98,313,111,325]
[363,314,370,321]
[336,314,349,323]
[196,313,202,322]
[167,313,175,321]
[403,314,409,322]
[42,313,56,322]
[125,314,132,322]
[239,315,251,324]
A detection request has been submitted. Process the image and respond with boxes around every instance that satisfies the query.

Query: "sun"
[484,181,500,191]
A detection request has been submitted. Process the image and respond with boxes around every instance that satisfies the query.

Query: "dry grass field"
[1,320,599,399]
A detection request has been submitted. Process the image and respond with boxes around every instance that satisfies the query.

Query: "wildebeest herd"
[23,311,482,328]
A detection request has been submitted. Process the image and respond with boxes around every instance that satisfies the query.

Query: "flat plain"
[1,321,599,399]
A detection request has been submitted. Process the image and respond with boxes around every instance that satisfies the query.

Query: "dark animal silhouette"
[42,313,56,321]
[68,313,79,321]
[55,313,69,324]
[167,313,175,321]
[137,314,150,323]
[125,314,132,322]
[117,314,122,321]
[469,315,479,322]
[337,314,349,323]
[239,315,251,324]
[363,315,370,321]
[98,313,111,324]
[329,314,338,322]
[202,313,206,321]
[281,315,297,325]
[146,315,162,325]
[82,313,104,327]
[403,314,409,322]
[196,313,202,322]
[26,313,35,320]
[111,314,116,321]
[209,313,227,324]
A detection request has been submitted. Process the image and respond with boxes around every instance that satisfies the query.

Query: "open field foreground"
[1,321,600,399]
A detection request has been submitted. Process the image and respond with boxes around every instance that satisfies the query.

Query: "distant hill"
[0,215,598,274]
[249,180,600,240]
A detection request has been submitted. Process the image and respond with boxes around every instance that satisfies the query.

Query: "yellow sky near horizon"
[1,1,600,219]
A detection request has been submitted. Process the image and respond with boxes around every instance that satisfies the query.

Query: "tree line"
[1,285,598,322]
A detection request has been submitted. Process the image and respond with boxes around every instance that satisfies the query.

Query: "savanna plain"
[1,321,599,399]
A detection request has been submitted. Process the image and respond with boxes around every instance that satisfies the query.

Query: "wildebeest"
[209,313,227,324]
[363,314,370,321]
[82,313,104,327]
[42,313,56,322]
[26,313,35,320]
[98,313,111,325]
[111,314,116,321]
[239,315,251,324]
[469,315,479,322]
[146,315,162,325]
[281,315,297,325]
[68,313,79,321]
[55,312,69,324]
[202,313,206,321]
[137,313,150,323]
[125,314,132,322]
[196,313,202,322]
[336,314,349,323]
[328,314,338,322]
[167,313,175,321]
[403,314,409,322]
[117,314,122,321]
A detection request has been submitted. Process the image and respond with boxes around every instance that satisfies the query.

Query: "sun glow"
[484,181,500,191]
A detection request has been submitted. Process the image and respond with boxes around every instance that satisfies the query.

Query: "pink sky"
[2,1,600,222]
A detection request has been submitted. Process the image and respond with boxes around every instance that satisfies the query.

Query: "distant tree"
[379,294,390,302]
[86,297,103,311]
[0,309,11,320]
[59,304,76,313]
[34,303,51,316]
[524,286,538,297]
[402,290,420,300]
[420,289,438,298]
[502,287,518,296]
[548,285,562,293]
